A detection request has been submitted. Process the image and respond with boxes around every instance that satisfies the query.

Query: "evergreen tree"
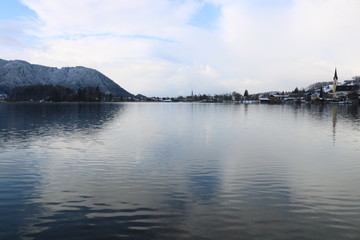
[244,89,249,99]
[96,86,101,101]
[319,87,324,99]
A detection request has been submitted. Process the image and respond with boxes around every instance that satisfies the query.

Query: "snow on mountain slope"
[0,59,133,97]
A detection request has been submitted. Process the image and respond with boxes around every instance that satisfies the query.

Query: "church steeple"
[333,68,338,99]
[333,68,338,81]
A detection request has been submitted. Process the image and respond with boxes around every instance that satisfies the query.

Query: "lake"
[0,102,359,240]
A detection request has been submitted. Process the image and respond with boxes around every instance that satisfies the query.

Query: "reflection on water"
[0,103,124,150]
[0,103,360,240]
[333,105,337,144]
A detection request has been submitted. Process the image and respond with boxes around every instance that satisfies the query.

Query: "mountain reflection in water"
[0,103,124,150]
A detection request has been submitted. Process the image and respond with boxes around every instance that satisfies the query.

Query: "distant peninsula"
[0,59,133,102]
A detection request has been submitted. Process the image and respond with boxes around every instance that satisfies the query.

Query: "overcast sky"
[1,0,360,96]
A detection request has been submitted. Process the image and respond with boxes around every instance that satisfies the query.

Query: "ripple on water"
[1,103,360,239]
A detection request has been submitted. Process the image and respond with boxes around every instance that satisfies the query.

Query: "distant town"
[130,71,360,105]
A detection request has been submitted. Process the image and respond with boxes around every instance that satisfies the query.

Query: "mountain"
[0,59,133,98]
[305,81,333,93]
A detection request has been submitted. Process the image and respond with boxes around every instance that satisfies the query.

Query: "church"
[332,68,360,100]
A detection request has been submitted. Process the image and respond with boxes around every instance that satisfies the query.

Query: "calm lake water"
[0,102,359,240]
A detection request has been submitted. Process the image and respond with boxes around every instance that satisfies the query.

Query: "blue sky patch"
[0,0,36,20]
[189,3,221,30]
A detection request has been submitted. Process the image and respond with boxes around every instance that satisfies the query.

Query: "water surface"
[1,103,359,239]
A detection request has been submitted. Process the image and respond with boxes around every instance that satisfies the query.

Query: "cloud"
[216,0,360,91]
[3,0,360,96]
[0,17,39,59]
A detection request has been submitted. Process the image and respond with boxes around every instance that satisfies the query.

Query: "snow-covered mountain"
[0,59,133,97]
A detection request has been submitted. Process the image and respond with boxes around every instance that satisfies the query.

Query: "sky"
[1,0,360,97]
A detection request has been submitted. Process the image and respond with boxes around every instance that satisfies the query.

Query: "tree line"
[8,85,114,102]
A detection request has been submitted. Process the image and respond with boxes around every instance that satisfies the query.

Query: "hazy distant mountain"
[135,94,148,100]
[0,59,133,97]
[305,81,333,92]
